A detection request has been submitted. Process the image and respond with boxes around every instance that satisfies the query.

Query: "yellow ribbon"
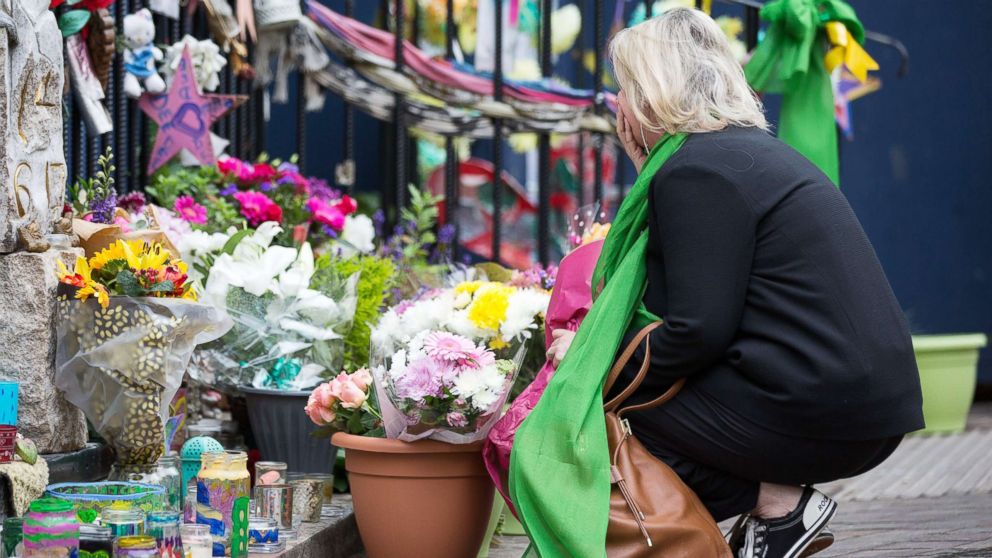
[823,21,879,82]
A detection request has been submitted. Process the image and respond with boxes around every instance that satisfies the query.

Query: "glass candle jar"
[113,536,157,558]
[23,497,80,558]
[2,517,23,558]
[246,517,283,554]
[178,525,210,558]
[289,479,322,523]
[109,454,183,511]
[302,474,336,518]
[183,485,198,524]
[145,512,182,558]
[252,462,286,487]
[251,485,293,540]
[79,524,113,558]
[99,506,144,538]
[196,451,249,557]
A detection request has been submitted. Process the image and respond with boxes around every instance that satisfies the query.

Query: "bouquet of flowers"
[372,331,522,443]
[188,222,358,390]
[142,155,376,256]
[371,279,550,353]
[370,275,548,442]
[304,368,383,437]
[53,240,231,466]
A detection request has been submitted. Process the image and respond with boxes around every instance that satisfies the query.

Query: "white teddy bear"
[122,9,166,98]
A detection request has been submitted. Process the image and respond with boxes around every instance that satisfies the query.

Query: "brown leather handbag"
[604,322,732,558]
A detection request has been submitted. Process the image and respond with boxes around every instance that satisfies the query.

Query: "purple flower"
[220,183,238,196]
[438,224,455,244]
[88,190,117,224]
[278,161,300,174]
[259,181,275,192]
[320,225,338,238]
[394,357,442,401]
[307,178,337,201]
[117,191,146,214]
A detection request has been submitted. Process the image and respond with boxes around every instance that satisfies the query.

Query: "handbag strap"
[602,320,686,415]
[602,321,662,412]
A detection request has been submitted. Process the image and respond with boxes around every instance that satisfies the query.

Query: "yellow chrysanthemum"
[455,281,484,295]
[467,283,513,332]
[90,239,146,270]
[489,337,509,350]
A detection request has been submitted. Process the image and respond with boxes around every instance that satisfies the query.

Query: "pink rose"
[338,380,368,409]
[305,399,329,426]
[313,383,336,408]
[326,375,347,399]
[349,368,373,391]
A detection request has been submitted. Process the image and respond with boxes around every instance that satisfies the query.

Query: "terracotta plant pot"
[333,432,495,558]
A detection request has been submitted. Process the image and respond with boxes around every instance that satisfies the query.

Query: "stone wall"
[0,250,87,453]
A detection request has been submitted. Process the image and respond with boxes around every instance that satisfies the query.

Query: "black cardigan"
[617,126,924,440]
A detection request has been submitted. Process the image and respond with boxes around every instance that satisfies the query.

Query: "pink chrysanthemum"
[233,191,283,226]
[424,332,477,362]
[173,195,208,225]
[462,345,496,368]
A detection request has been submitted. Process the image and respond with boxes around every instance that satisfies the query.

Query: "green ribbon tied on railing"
[262,358,303,390]
[745,0,876,186]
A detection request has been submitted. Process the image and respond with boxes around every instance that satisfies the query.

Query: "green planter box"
[913,333,988,435]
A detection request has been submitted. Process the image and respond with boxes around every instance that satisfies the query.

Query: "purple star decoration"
[138,46,247,175]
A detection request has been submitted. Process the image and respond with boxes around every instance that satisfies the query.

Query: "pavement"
[488,402,992,558]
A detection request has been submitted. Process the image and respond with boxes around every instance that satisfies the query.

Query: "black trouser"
[625,383,903,522]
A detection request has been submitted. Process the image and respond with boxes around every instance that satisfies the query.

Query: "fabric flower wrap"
[508,134,688,556]
[744,0,867,186]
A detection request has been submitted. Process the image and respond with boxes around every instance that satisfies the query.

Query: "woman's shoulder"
[661,127,831,188]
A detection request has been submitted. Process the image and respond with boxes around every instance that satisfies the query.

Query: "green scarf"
[509,133,688,557]
[744,0,865,186]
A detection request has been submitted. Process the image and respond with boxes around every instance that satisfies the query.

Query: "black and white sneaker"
[735,487,837,558]
[728,517,834,557]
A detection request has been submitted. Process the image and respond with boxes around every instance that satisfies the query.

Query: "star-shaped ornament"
[139,46,247,175]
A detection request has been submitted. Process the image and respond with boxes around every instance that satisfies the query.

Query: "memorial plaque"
[0,0,66,253]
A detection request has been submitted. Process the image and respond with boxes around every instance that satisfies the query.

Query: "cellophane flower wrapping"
[370,331,527,443]
[186,224,359,390]
[54,295,231,465]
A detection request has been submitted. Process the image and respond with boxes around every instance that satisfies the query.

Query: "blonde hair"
[610,7,768,134]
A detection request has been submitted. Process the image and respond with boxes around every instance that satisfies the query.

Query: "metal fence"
[63,0,907,265]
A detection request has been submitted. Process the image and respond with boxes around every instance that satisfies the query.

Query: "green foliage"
[68,147,116,217]
[313,254,397,371]
[145,164,224,209]
[398,185,442,261]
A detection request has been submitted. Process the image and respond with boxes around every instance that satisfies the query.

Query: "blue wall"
[268,0,992,383]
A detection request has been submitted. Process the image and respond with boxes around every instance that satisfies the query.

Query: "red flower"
[78,0,114,10]
[250,163,278,184]
[336,195,358,215]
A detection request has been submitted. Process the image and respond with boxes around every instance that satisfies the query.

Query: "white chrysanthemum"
[398,299,446,340]
[500,288,551,341]
[445,309,487,340]
[371,310,400,349]
[471,388,500,411]
[388,349,407,379]
[451,367,487,400]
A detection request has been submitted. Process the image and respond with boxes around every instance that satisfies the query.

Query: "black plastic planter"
[241,387,337,473]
